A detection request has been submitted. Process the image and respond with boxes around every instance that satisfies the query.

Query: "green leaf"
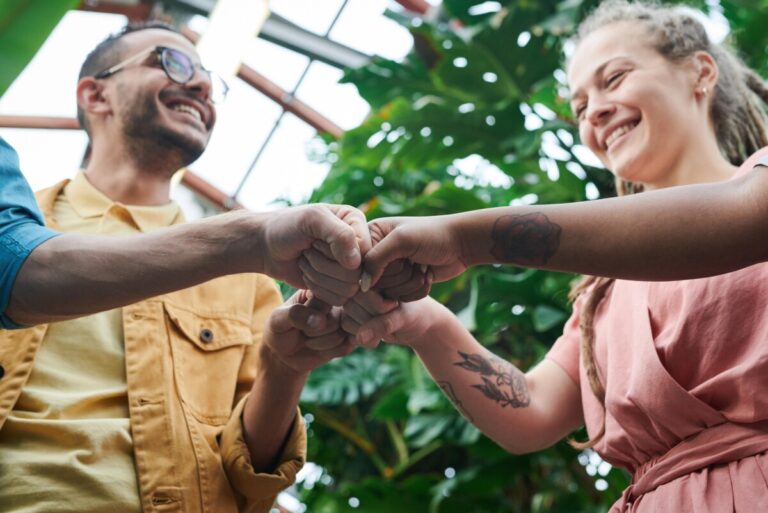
[0,0,79,97]
[406,389,444,415]
[404,413,453,448]
[370,387,410,420]
[301,349,393,405]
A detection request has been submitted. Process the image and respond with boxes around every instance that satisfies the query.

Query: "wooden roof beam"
[77,0,154,22]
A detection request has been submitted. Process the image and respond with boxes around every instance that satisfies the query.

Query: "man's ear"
[76,77,112,123]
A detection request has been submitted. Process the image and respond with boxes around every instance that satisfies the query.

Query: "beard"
[120,88,209,171]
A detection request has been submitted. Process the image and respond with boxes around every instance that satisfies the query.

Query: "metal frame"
[169,0,371,70]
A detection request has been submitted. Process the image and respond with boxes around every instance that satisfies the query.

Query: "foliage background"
[297,1,768,512]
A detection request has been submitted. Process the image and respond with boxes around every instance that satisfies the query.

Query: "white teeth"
[171,104,202,123]
[605,123,636,149]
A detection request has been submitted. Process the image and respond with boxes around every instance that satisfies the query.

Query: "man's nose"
[184,68,212,102]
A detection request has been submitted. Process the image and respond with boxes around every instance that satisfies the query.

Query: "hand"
[260,204,371,304]
[298,243,362,306]
[342,290,438,349]
[375,259,432,302]
[362,216,468,294]
[340,289,399,348]
[299,244,430,304]
[262,290,355,375]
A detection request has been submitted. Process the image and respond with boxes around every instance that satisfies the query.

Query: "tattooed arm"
[342,293,583,454]
[363,168,768,291]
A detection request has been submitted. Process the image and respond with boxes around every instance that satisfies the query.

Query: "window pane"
[1,11,126,117]
[242,37,311,92]
[270,0,345,36]
[236,113,329,211]
[329,0,413,61]
[190,75,284,195]
[0,129,88,191]
[294,61,369,130]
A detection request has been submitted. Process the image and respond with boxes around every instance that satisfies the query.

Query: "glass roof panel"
[329,0,413,61]
[270,0,346,36]
[242,37,311,92]
[189,75,284,195]
[0,10,126,118]
[294,61,369,130]
[0,128,89,191]
[236,113,329,211]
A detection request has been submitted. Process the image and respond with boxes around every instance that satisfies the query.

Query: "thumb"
[288,302,327,332]
[309,207,362,270]
[270,291,324,333]
[361,232,410,293]
[355,309,405,346]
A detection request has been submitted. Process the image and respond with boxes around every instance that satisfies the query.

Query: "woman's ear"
[76,77,112,126]
[692,51,719,97]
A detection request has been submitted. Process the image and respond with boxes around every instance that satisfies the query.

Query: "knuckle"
[343,283,360,297]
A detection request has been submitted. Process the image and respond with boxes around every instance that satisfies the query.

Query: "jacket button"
[199,328,214,343]
[0,365,4,379]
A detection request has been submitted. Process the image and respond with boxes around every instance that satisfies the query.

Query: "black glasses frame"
[94,46,229,103]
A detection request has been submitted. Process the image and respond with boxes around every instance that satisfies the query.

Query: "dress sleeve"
[545,300,582,386]
[0,137,58,329]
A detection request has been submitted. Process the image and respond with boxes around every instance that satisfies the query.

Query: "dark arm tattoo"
[490,213,561,266]
[454,351,530,409]
[437,381,475,422]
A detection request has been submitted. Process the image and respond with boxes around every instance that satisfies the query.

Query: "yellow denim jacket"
[0,180,306,513]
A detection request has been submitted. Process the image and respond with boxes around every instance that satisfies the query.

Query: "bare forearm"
[412,311,578,454]
[242,346,307,472]
[457,171,768,280]
[8,211,267,324]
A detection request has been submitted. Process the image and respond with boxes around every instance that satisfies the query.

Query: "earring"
[696,86,708,96]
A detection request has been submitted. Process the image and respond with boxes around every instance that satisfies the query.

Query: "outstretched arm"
[343,293,583,454]
[7,204,370,325]
[364,167,768,290]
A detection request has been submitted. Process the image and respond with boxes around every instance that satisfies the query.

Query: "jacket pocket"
[164,302,252,425]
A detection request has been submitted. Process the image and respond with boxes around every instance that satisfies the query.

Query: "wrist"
[399,300,451,351]
[448,212,480,268]
[257,342,310,384]
[411,309,461,357]
[216,210,270,274]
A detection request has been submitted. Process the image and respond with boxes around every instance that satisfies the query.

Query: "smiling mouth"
[605,121,639,150]
[169,103,203,124]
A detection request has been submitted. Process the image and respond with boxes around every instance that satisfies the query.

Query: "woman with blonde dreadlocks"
[297,1,768,511]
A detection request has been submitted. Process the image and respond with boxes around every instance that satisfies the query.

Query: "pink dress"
[547,149,768,512]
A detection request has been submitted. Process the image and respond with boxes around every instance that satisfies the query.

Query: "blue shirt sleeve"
[0,137,59,329]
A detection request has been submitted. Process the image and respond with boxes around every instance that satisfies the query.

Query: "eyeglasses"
[94,46,229,103]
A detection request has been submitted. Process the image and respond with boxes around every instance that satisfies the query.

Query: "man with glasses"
[0,22,359,513]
